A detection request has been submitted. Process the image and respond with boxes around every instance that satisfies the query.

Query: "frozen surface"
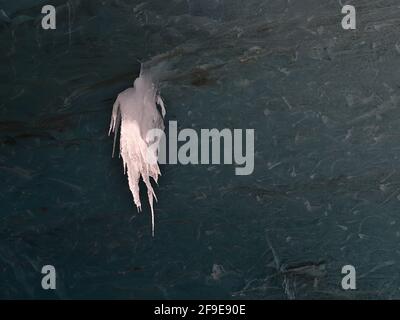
[1,0,400,299]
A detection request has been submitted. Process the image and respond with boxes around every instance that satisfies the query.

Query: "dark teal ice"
[1,0,400,299]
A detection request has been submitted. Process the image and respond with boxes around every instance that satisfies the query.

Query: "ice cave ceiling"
[1,0,400,299]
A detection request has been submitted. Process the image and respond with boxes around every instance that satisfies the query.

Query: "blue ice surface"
[1,0,400,299]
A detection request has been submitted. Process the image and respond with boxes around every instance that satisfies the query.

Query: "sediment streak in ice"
[109,66,166,236]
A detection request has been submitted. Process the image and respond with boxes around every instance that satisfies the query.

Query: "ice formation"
[109,65,166,236]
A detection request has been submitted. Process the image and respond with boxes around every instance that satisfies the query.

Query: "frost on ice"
[109,64,166,236]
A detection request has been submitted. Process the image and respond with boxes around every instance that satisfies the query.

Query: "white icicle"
[109,65,166,236]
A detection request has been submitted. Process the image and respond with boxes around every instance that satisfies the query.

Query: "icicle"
[109,64,166,236]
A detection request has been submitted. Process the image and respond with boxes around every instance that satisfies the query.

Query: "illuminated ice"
[109,65,166,236]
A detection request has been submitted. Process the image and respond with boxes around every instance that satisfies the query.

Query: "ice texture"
[3,0,400,299]
[109,65,166,236]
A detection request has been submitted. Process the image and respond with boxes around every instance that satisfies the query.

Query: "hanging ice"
[109,65,166,236]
